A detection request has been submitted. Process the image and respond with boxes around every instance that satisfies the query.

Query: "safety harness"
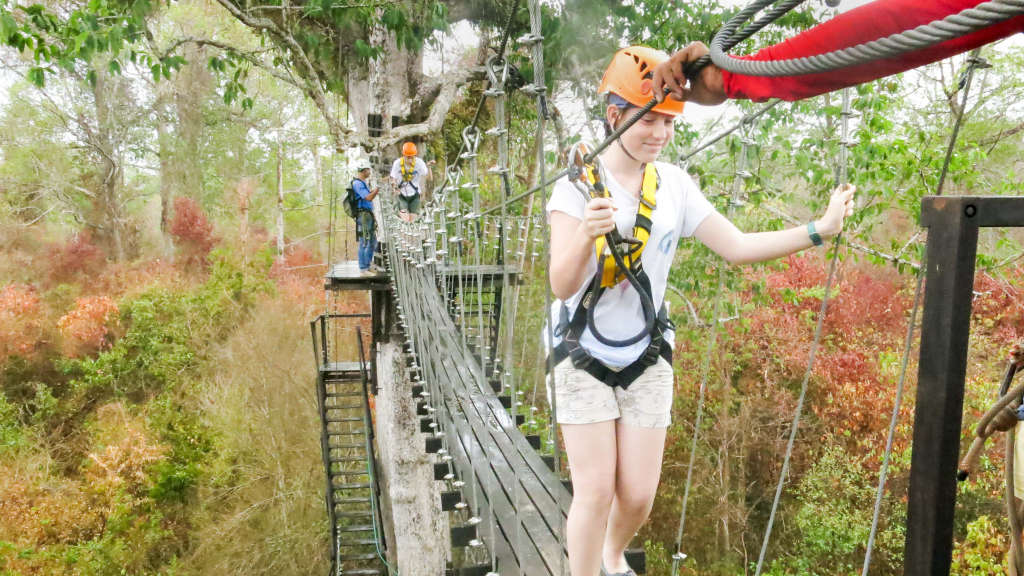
[399,157,420,196]
[551,148,674,389]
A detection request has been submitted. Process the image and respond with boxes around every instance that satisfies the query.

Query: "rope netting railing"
[325,0,1022,573]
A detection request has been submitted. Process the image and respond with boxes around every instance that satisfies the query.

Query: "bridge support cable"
[522,0,558,570]
[753,86,855,576]
[861,49,985,576]
[702,0,1024,77]
[487,43,520,576]
[670,116,759,574]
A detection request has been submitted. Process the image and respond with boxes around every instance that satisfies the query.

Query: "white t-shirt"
[545,161,716,368]
[390,156,428,197]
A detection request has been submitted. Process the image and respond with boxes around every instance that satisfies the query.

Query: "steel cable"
[705,0,1023,77]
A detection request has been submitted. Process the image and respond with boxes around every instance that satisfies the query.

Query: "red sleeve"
[723,0,1024,102]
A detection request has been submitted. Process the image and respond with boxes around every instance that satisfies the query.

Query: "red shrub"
[57,296,119,358]
[0,284,44,361]
[47,232,104,284]
[972,268,1024,342]
[169,197,217,268]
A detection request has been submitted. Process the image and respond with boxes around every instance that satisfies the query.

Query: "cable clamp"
[516,32,544,45]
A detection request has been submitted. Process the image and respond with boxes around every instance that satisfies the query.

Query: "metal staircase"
[312,316,388,575]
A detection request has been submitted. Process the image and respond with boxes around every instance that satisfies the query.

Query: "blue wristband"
[807,221,823,247]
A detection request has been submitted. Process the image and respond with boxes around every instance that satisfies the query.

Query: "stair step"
[335,497,371,504]
[338,538,378,546]
[327,417,363,423]
[329,443,366,450]
[327,403,364,410]
[329,429,366,437]
[336,509,373,518]
[331,469,370,477]
[330,456,368,463]
[338,524,375,532]
[337,569,382,576]
[326,391,363,398]
[339,552,379,561]
[334,482,372,490]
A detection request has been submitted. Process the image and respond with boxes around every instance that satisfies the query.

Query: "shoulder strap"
[593,163,659,288]
[400,157,414,181]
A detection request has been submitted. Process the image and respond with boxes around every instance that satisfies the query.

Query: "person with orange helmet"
[390,141,432,222]
[546,46,856,576]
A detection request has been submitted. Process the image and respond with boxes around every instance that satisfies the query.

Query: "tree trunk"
[175,42,213,199]
[91,65,126,261]
[277,140,285,260]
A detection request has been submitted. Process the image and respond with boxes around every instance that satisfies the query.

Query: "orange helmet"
[598,46,684,117]
[402,142,417,156]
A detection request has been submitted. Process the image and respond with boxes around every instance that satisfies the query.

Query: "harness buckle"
[566,341,593,370]
[639,195,656,211]
[640,336,663,366]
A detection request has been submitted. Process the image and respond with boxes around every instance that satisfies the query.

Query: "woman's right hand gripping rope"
[582,197,618,240]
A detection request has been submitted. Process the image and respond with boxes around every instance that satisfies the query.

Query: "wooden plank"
[421,277,571,517]
[413,283,569,571]
[435,361,567,573]
[325,260,392,291]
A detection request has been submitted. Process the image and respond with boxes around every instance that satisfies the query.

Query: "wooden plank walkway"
[396,262,570,574]
[325,261,520,290]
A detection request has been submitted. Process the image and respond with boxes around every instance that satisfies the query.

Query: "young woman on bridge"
[546,46,855,576]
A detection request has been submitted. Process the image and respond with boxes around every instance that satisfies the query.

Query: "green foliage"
[60,254,257,405]
[147,390,213,503]
[950,515,1006,574]
[0,390,24,452]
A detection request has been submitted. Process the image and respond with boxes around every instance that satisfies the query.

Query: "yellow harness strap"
[593,163,659,288]
[400,157,415,182]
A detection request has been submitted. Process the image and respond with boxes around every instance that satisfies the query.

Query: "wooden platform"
[325,261,391,291]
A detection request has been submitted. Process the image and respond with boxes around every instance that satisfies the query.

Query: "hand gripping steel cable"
[683,0,1024,78]
[565,142,658,349]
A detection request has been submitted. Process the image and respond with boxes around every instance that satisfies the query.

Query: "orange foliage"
[0,404,165,550]
[84,404,166,498]
[0,284,44,361]
[269,245,323,315]
[972,268,1024,342]
[740,254,916,456]
[0,480,106,546]
[57,296,119,357]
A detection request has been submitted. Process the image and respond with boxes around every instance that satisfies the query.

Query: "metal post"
[906,196,979,575]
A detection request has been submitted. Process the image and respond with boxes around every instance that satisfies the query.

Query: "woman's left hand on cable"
[815,183,856,237]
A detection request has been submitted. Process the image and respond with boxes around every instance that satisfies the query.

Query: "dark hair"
[603,94,636,138]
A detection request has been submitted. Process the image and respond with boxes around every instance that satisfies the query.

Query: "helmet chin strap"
[611,112,644,166]
[617,138,642,164]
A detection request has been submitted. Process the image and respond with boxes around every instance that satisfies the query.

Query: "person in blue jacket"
[353,162,379,274]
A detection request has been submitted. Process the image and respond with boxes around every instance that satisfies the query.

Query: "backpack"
[343,179,362,219]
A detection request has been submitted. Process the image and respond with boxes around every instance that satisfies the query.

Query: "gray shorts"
[550,357,674,428]
[397,193,421,214]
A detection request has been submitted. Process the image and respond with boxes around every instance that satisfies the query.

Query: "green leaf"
[107,58,120,75]
[26,66,44,87]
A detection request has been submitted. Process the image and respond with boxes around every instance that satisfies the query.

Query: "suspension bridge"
[307,1,1024,575]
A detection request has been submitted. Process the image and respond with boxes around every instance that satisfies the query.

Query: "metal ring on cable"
[707,0,1024,77]
[461,126,481,158]
[484,56,510,97]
